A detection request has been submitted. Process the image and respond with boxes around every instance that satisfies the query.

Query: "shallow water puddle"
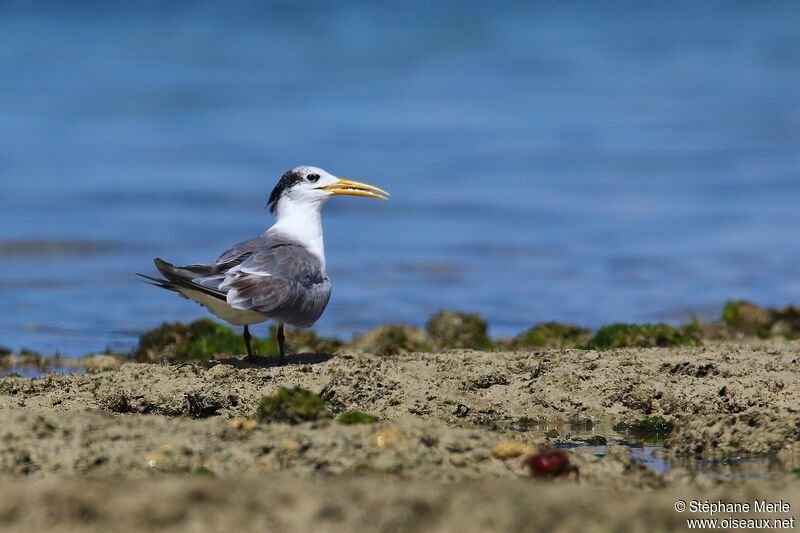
[545,419,781,479]
[592,443,779,479]
[0,366,85,378]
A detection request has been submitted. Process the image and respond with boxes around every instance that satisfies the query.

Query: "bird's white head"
[266,166,389,270]
[268,166,389,219]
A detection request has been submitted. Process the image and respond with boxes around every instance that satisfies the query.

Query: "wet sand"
[1,341,799,531]
[2,477,798,533]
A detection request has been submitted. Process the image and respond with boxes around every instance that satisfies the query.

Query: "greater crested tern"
[139,166,389,364]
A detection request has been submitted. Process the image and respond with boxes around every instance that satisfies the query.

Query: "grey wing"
[213,236,331,327]
[151,234,331,328]
[215,235,267,265]
[173,234,273,294]
[156,236,266,289]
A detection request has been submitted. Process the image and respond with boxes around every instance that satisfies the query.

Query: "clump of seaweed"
[191,466,217,478]
[517,417,541,430]
[582,435,608,446]
[584,322,701,350]
[280,327,343,355]
[134,319,277,362]
[337,410,379,425]
[256,387,331,424]
[425,311,494,350]
[721,300,800,339]
[515,322,592,349]
[614,416,674,441]
[349,324,432,356]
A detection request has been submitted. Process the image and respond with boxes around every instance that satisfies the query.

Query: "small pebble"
[228,418,258,432]
[491,440,536,459]
[368,429,406,451]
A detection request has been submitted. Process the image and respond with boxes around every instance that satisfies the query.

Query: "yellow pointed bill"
[320,178,389,200]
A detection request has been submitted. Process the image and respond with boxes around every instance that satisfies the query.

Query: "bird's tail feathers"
[139,259,226,302]
[155,257,222,280]
[136,272,184,294]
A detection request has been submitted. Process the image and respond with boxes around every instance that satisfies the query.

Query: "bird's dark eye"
[307,173,320,183]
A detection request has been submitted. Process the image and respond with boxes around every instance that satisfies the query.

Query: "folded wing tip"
[153,257,172,272]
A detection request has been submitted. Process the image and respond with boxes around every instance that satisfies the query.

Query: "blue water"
[1,1,799,356]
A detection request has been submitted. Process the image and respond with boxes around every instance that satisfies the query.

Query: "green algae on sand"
[515,322,592,349]
[134,320,344,362]
[544,429,559,440]
[426,310,494,350]
[281,327,343,355]
[584,322,701,350]
[350,310,496,355]
[134,319,278,362]
[337,410,379,425]
[256,387,332,424]
[721,300,800,339]
[122,301,800,365]
[582,435,608,446]
[350,324,432,356]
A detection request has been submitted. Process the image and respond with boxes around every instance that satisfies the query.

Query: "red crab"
[521,448,579,481]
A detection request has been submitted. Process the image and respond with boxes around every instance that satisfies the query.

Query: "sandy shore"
[2,477,798,533]
[1,341,799,531]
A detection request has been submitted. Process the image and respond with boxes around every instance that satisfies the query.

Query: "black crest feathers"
[268,169,305,214]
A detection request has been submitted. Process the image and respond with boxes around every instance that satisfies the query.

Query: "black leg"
[243,325,255,362]
[277,323,286,365]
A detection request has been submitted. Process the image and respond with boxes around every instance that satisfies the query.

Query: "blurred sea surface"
[1,1,799,355]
